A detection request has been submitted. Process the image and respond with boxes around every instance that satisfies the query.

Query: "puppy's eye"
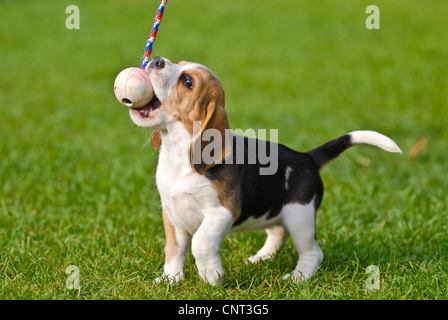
[181,74,193,90]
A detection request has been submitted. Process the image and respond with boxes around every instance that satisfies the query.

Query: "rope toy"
[141,0,168,69]
[114,0,168,108]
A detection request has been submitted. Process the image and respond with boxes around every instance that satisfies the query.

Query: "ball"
[113,67,154,108]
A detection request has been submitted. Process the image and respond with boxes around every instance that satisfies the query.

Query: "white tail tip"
[349,130,402,153]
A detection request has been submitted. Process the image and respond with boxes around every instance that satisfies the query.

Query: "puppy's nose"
[151,56,165,69]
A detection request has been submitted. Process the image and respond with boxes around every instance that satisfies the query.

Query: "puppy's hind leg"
[281,201,323,283]
[247,225,289,264]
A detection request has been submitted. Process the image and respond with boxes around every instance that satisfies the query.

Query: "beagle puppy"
[128,56,401,285]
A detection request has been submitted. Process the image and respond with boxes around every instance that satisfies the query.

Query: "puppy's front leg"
[191,209,233,286]
[155,210,191,284]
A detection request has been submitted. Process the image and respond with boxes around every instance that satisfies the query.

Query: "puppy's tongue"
[133,96,161,117]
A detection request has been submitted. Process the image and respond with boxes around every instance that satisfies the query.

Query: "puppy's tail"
[307,130,402,170]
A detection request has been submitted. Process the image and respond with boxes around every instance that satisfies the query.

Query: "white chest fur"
[155,124,222,235]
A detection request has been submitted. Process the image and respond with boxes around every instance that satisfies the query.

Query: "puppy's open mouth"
[132,95,161,118]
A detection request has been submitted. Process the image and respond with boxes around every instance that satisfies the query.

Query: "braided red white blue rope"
[141,0,168,69]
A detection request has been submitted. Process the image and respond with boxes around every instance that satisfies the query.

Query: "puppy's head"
[129,57,229,173]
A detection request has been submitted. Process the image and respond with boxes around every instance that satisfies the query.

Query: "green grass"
[1,0,447,299]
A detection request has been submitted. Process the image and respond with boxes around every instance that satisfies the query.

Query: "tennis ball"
[114,67,154,108]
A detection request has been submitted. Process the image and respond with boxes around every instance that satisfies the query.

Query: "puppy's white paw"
[198,266,225,286]
[247,255,260,264]
[282,271,312,283]
[154,272,183,285]
[246,254,273,264]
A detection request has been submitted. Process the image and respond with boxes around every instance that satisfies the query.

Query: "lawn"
[0,0,447,300]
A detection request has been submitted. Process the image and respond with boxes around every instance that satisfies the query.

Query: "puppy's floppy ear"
[190,98,230,175]
[151,130,161,149]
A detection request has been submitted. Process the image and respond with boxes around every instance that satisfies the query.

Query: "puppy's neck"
[159,121,194,170]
